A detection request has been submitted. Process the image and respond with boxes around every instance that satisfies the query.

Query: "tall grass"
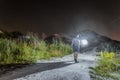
[89,52,120,80]
[48,41,72,58]
[0,36,72,65]
[34,40,72,59]
[0,39,37,64]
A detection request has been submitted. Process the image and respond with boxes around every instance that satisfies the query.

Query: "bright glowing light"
[81,39,88,45]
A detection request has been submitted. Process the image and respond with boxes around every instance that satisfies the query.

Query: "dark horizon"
[0,0,120,40]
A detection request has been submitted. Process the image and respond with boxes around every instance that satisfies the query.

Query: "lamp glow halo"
[81,39,88,45]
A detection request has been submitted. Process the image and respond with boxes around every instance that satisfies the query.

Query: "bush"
[35,41,72,59]
[0,39,37,64]
[0,39,18,64]
[36,41,50,59]
[0,37,72,65]
[48,41,72,57]
[89,52,120,80]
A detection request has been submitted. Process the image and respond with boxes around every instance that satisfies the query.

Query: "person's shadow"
[0,62,73,80]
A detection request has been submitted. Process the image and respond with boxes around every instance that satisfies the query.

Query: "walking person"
[71,34,80,63]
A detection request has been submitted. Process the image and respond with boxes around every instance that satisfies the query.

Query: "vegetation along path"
[0,49,98,80]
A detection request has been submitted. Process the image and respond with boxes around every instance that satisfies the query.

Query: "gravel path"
[0,50,98,80]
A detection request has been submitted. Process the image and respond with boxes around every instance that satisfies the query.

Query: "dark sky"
[0,0,120,40]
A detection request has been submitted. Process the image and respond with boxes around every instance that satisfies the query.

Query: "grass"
[48,41,72,57]
[89,51,120,80]
[0,36,72,65]
[0,39,37,64]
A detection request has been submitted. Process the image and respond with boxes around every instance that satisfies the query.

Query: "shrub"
[0,37,72,65]
[36,41,50,59]
[0,39,37,64]
[48,41,72,57]
[0,39,19,64]
[89,52,120,80]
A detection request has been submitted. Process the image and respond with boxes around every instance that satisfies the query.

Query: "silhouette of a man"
[71,35,80,63]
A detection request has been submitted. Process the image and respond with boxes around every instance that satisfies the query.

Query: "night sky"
[0,0,120,40]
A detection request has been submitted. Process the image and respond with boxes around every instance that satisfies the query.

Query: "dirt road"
[0,50,98,80]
